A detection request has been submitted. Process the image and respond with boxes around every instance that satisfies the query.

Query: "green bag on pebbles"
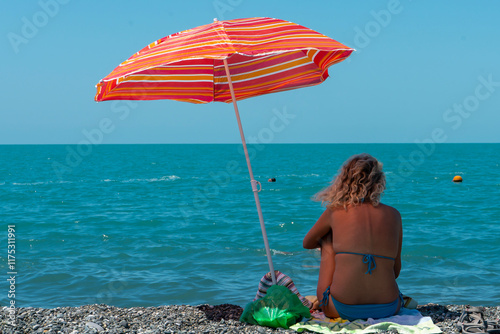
[240,285,312,329]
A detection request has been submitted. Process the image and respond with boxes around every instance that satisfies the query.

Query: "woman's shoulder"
[376,203,402,219]
[329,202,401,218]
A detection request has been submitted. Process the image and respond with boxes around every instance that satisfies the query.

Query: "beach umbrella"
[95,17,354,284]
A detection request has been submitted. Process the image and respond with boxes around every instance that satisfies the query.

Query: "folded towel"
[290,308,442,334]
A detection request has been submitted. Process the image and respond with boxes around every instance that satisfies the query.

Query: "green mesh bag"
[240,285,311,329]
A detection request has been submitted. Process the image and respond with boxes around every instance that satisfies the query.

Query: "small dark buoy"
[452,175,463,183]
[268,178,276,182]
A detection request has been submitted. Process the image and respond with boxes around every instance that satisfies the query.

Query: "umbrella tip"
[213,18,218,22]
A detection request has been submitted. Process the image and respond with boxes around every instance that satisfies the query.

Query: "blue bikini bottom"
[320,286,403,321]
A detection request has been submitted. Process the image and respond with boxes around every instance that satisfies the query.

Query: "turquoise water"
[0,144,499,308]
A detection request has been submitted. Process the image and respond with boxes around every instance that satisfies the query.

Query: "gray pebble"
[1,303,498,334]
[86,321,104,331]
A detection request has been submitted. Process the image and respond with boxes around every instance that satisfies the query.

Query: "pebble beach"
[1,303,499,334]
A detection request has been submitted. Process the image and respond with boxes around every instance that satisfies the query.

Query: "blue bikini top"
[336,252,396,275]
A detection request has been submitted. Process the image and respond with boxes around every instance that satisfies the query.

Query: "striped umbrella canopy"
[95,17,354,285]
[95,17,353,103]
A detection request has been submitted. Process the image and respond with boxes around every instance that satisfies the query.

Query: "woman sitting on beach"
[303,153,403,320]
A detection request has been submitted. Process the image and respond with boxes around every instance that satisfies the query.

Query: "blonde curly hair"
[315,153,386,210]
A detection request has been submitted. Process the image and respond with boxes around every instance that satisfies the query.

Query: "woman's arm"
[393,211,403,278]
[303,208,332,249]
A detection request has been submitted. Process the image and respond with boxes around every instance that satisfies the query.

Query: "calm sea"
[0,144,499,308]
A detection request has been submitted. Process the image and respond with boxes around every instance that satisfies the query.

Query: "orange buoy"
[452,175,463,183]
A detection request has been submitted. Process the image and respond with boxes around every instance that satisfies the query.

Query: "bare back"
[329,203,402,304]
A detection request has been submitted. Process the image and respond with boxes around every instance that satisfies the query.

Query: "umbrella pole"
[223,59,277,285]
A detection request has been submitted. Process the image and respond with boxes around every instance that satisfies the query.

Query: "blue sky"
[1,1,499,144]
